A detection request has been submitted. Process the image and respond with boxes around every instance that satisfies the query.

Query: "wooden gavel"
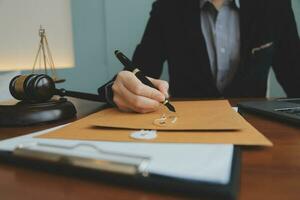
[9,74,104,103]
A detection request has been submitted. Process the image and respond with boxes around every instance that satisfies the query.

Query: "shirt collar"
[200,0,240,9]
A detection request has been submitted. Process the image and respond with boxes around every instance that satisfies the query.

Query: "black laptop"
[238,98,300,125]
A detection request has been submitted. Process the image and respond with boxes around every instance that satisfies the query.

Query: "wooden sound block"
[0,98,76,126]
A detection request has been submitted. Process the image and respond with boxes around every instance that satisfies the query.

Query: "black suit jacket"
[99,0,300,100]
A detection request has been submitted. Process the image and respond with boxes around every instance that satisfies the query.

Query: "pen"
[114,50,176,112]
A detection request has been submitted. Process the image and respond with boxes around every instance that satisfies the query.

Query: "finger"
[112,94,132,112]
[120,72,165,102]
[147,77,169,98]
[112,80,133,112]
[117,83,160,113]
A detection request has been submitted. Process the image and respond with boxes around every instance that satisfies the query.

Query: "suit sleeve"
[98,0,166,103]
[272,0,300,97]
[131,0,167,78]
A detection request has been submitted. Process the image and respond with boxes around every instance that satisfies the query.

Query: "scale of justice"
[32,26,65,83]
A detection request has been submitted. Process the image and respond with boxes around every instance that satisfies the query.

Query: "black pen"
[114,50,176,112]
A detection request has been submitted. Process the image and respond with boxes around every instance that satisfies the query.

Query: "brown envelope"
[38,100,272,146]
[91,100,245,130]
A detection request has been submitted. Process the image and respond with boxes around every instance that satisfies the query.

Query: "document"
[0,125,234,184]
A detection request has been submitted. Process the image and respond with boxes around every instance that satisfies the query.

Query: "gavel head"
[9,74,56,103]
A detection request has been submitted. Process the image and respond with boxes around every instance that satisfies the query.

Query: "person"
[98,0,300,113]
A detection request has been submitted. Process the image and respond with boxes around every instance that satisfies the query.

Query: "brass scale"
[32,26,65,83]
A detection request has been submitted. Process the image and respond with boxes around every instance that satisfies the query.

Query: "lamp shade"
[0,0,74,71]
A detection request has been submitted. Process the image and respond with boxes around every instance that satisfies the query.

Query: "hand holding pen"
[112,50,175,113]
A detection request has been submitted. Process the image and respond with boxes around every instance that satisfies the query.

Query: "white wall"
[56,0,156,93]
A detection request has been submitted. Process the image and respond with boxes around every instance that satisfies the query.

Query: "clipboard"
[0,126,241,200]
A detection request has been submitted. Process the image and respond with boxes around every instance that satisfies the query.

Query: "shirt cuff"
[104,81,116,107]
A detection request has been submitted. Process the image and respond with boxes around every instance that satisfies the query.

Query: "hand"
[112,71,169,113]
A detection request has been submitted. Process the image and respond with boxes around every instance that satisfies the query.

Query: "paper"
[91,100,244,130]
[38,100,273,146]
[0,126,234,184]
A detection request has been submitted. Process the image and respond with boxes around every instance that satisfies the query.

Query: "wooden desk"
[0,98,299,200]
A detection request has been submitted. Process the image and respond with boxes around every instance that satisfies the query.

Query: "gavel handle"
[55,89,105,102]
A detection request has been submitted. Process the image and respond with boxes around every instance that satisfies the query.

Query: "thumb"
[148,77,169,99]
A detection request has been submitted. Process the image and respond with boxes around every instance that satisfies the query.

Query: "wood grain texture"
[0,98,300,200]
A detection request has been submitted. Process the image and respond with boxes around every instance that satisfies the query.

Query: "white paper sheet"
[0,125,234,184]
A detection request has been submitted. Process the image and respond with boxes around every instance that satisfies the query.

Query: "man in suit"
[98,0,300,113]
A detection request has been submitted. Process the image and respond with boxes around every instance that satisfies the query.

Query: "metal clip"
[13,142,150,177]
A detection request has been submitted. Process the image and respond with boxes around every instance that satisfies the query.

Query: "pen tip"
[166,103,176,112]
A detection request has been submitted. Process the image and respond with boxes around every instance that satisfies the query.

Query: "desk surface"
[0,98,300,200]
